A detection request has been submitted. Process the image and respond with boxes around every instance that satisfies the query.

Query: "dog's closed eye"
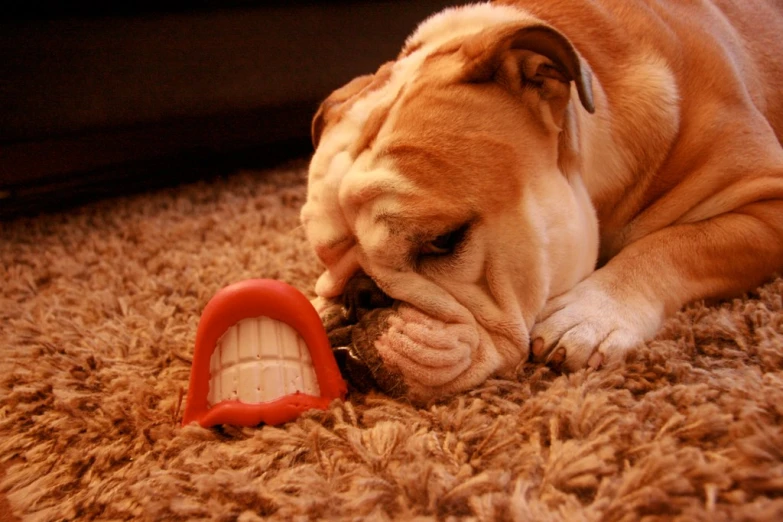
[420,223,471,256]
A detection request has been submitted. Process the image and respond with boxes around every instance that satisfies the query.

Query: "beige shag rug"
[2,160,783,521]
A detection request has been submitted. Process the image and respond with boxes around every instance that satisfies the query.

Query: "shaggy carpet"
[1,160,782,521]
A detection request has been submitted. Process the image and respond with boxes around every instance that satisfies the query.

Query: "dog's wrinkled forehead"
[302,3,537,298]
[301,59,419,298]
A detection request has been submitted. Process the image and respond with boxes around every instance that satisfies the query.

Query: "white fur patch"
[404,2,535,54]
[581,52,680,205]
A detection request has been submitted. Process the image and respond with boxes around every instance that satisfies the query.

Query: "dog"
[300,0,783,402]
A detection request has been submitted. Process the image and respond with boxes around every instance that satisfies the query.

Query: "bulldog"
[300,0,783,402]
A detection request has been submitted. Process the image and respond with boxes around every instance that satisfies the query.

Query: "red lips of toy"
[181,279,347,428]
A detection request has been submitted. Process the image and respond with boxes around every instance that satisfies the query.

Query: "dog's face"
[302,5,600,401]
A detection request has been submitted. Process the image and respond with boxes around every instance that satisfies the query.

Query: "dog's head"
[301,4,600,402]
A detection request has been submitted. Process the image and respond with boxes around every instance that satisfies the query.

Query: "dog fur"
[301,0,783,401]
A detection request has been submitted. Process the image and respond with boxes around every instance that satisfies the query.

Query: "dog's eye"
[420,224,470,256]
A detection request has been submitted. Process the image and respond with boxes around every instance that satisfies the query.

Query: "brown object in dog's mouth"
[320,298,408,398]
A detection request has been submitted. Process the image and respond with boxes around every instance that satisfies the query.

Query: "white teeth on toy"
[208,317,320,406]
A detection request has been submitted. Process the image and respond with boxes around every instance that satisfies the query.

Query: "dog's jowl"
[301,0,783,402]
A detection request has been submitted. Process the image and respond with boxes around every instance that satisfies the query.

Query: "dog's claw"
[549,347,566,365]
[531,337,545,357]
[587,352,603,369]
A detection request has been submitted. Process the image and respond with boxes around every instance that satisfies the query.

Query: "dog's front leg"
[530,199,783,371]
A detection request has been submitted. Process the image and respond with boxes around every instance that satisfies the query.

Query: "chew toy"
[182,279,347,428]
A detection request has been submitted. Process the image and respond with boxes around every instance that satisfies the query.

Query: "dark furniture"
[0,1,456,217]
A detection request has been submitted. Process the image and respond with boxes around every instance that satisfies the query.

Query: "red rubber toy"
[182,279,347,428]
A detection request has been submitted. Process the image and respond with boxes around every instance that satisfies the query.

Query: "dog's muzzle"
[320,272,409,397]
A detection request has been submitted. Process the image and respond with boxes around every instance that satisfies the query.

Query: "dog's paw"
[530,278,663,371]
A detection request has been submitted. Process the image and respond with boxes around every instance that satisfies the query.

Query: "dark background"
[0,1,456,217]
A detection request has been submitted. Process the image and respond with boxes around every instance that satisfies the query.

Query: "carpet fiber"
[2,160,782,521]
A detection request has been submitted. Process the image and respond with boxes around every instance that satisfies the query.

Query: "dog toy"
[182,279,347,428]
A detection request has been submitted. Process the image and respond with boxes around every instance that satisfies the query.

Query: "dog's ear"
[461,23,595,119]
[312,62,396,149]
[312,74,374,149]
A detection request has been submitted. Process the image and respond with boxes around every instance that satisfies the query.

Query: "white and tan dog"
[301,0,783,401]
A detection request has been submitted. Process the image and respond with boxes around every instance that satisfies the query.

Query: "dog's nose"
[343,272,394,322]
